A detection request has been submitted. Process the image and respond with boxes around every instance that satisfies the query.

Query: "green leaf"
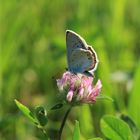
[128,63,140,129]
[120,114,140,140]
[15,99,37,124]
[50,103,63,110]
[34,106,48,126]
[73,120,80,140]
[96,94,114,102]
[88,137,103,140]
[100,115,133,140]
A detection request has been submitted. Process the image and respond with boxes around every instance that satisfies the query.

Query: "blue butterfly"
[66,30,98,77]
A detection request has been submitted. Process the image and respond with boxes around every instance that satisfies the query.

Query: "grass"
[0,0,140,139]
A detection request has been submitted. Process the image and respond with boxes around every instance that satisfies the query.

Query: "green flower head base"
[57,71,102,104]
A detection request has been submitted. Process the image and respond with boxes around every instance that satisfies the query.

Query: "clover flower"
[56,71,102,104]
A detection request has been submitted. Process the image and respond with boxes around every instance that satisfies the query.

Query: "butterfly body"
[66,30,98,77]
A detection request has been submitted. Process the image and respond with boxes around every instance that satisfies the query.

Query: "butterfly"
[66,30,99,77]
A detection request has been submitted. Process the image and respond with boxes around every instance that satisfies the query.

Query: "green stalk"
[58,106,72,140]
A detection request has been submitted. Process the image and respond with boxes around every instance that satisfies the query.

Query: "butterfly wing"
[87,45,99,72]
[66,30,99,75]
[66,30,88,70]
[69,48,96,73]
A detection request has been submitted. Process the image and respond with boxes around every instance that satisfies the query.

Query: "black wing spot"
[79,41,85,48]
[67,30,70,34]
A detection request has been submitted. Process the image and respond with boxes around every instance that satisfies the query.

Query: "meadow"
[0,0,140,139]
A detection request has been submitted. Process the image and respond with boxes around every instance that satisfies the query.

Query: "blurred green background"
[0,0,140,139]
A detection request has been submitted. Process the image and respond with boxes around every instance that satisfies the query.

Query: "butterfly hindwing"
[66,30,88,69]
[69,48,95,73]
[87,45,98,72]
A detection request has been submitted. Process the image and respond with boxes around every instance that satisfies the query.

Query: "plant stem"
[37,125,49,139]
[58,106,72,140]
[41,128,48,138]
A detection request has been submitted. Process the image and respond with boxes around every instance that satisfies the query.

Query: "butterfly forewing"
[66,30,88,50]
[66,30,88,68]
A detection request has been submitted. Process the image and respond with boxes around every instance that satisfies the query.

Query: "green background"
[0,0,140,139]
